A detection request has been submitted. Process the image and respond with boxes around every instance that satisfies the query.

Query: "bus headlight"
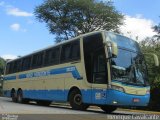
[146,89,150,94]
[111,85,125,93]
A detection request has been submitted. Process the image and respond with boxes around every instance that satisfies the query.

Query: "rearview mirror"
[153,54,159,66]
[104,41,118,58]
[144,53,159,66]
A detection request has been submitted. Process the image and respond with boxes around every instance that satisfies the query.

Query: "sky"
[0,0,160,60]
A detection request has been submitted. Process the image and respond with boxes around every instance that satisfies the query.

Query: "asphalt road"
[0,97,160,120]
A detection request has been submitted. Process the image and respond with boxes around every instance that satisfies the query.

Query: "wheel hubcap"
[18,94,22,102]
[74,94,82,105]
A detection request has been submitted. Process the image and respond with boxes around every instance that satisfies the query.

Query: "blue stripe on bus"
[3,89,149,106]
[4,76,16,80]
[4,66,82,81]
[19,74,26,79]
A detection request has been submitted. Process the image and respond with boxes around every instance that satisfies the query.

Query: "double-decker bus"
[3,31,159,113]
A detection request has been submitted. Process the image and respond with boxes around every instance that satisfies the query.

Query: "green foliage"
[153,23,160,34]
[140,39,160,89]
[0,57,5,75]
[0,57,5,96]
[153,22,160,42]
[139,26,160,110]
[35,0,123,42]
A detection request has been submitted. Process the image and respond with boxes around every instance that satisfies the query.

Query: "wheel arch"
[17,88,23,96]
[17,88,22,92]
[67,86,81,101]
[10,88,16,97]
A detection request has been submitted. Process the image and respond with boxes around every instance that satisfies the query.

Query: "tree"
[0,57,5,75]
[153,21,160,42]
[139,37,160,88]
[35,0,123,42]
[0,58,5,96]
[139,35,160,110]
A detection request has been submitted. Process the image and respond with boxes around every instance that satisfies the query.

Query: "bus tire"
[100,105,117,113]
[69,90,89,110]
[11,90,17,102]
[17,90,23,103]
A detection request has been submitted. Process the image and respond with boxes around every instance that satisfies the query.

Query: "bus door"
[91,48,108,104]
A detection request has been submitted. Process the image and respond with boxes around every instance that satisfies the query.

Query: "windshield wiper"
[127,63,146,86]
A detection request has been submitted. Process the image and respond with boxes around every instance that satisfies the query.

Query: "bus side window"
[61,43,71,63]
[50,47,60,65]
[71,41,80,60]
[6,63,10,74]
[31,52,44,69]
[13,60,22,73]
[61,40,80,63]
[22,57,31,71]
[8,62,14,74]
[44,47,60,66]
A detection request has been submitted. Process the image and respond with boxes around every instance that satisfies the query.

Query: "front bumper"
[106,89,150,107]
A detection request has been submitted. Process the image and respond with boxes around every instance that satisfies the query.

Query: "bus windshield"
[106,32,148,86]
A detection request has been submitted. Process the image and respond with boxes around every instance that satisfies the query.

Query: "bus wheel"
[17,90,23,103]
[100,105,117,113]
[69,90,89,110]
[11,91,17,102]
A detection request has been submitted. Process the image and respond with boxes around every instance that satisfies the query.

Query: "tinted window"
[22,57,31,71]
[93,48,107,84]
[44,47,60,66]
[6,63,12,74]
[106,32,141,52]
[5,63,10,74]
[6,60,22,74]
[13,60,21,73]
[32,52,44,68]
[61,40,80,63]
[61,44,71,62]
[71,41,80,59]
[83,33,104,83]
[9,62,14,74]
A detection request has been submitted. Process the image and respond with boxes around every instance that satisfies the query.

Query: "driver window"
[93,48,107,84]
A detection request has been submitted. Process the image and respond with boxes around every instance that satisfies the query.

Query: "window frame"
[31,52,44,69]
[13,59,22,73]
[60,39,80,63]
[5,39,81,75]
[44,46,60,66]
[21,56,32,71]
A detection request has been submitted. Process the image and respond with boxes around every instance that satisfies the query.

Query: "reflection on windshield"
[132,52,147,85]
[111,48,148,86]
[106,32,141,52]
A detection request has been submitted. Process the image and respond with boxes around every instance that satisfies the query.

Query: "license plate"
[133,98,140,103]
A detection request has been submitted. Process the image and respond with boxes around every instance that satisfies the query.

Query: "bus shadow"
[5,98,133,115]
[31,102,133,115]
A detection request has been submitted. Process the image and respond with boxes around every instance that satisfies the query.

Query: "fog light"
[113,101,118,104]
[146,89,150,94]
